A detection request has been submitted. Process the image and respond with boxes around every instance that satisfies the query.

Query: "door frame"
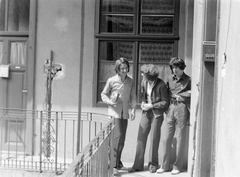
[25,0,37,155]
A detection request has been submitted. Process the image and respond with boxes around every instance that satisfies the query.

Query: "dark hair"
[114,57,130,73]
[141,64,159,81]
[169,57,186,71]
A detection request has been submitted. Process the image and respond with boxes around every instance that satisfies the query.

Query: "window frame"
[94,0,180,107]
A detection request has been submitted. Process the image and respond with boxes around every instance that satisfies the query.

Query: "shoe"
[149,164,157,173]
[157,168,165,173]
[171,169,180,175]
[116,161,126,170]
[128,168,140,173]
[114,168,119,175]
[118,161,123,169]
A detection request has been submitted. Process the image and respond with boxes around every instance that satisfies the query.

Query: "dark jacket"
[141,78,169,117]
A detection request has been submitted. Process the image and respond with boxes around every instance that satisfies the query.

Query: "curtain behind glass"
[10,42,27,65]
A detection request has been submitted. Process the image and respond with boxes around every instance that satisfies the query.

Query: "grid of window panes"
[97,0,178,104]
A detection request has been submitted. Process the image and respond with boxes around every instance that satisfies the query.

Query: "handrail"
[61,118,115,177]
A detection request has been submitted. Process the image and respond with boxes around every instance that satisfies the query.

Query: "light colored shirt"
[147,82,154,104]
[101,74,137,119]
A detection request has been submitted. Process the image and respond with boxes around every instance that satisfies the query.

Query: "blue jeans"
[161,102,189,171]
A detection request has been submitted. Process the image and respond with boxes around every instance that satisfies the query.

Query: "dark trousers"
[161,102,189,171]
[132,110,164,170]
[113,117,128,168]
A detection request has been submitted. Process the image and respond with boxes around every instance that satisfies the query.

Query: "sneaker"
[114,168,119,175]
[157,168,165,173]
[171,169,180,175]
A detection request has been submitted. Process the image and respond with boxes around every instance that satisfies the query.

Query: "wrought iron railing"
[61,118,115,177]
[0,108,112,175]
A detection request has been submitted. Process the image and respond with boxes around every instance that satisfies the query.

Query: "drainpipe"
[77,0,85,155]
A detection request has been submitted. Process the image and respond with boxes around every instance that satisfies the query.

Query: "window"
[0,0,30,65]
[0,0,30,32]
[95,0,179,105]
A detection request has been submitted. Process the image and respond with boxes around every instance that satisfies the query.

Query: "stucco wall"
[35,0,81,112]
[215,0,240,176]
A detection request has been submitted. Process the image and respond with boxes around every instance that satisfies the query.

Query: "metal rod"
[55,112,58,174]
[39,111,43,172]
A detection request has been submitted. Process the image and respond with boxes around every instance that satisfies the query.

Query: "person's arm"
[101,79,116,107]
[129,82,137,120]
[152,84,169,109]
[177,77,191,99]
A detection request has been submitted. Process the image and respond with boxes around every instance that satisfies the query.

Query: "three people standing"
[102,57,191,175]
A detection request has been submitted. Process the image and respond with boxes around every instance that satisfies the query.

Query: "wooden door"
[0,37,28,152]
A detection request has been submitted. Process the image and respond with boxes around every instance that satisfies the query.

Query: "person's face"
[172,65,183,77]
[118,63,128,77]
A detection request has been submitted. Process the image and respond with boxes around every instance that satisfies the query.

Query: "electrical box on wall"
[0,65,9,78]
[203,44,215,62]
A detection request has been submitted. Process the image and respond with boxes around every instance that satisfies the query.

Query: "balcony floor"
[116,162,189,177]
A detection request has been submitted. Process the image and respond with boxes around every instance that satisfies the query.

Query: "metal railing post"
[55,111,58,174]
[39,111,43,172]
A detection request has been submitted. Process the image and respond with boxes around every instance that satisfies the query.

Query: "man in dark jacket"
[129,64,169,173]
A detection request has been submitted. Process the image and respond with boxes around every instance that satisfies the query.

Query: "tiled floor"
[114,162,189,177]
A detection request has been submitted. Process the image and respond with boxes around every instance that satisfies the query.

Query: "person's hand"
[141,102,145,110]
[130,109,136,121]
[108,100,116,107]
[141,103,153,111]
[174,94,184,102]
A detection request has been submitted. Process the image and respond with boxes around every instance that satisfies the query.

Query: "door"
[0,37,28,152]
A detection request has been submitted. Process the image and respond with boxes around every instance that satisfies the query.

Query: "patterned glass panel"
[139,42,173,63]
[10,42,27,65]
[141,16,173,34]
[99,41,134,61]
[101,0,134,13]
[141,0,174,14]
[100,15,134,33]
[7,0,30,31]
[0,0,5,31]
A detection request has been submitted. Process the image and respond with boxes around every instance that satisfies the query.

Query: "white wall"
[35,0,81,112]
[215,0,240,176]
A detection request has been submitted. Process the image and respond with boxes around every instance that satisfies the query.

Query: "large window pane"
[101,0,134,13]
[7,0,30,31]
[139,42,173,63]
[100,15,134,33]
[141,16,173,34]
[99,41,134,61]
[141,0,174,14]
